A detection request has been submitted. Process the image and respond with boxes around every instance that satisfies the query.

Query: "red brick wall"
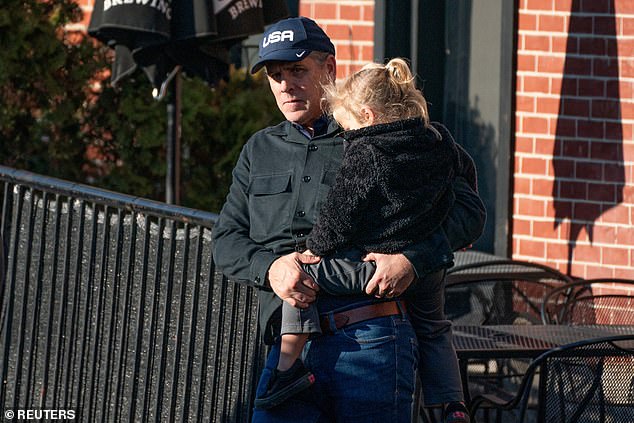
[514,0,634,279]
[299,0,375,78]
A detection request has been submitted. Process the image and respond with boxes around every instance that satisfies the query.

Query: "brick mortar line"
[519,34,634,40]
[514,169,634,176]
[513,194,634,203]
[512,215,634,225]
[513,234,634,247]
[516,95,634,101]
[512,217,633,228]
[515,181,634,188]
[519,29,633,38]
[515,123,634,131]
[515,124,634,132]
[514,165,634,172]
[514,180,634,187]
[513,242,633,252]
[518,52,634,58]
[514,205,633,212]
[514,189,634,195]
[516,97,634,105]
[515,151,634,158]
[511,255,633,270]
[515,178,634,185]
[516,254,634,267]
[513,206,634,214]
[517,102,634,109]
[518,10,634,18]
[515,134,634,140]
[336,61,375,66]
[514,244,634,254]
[516,54,634,62]
[513,172,634,179]
[518,49,634,57]
[515,114,634,122]
[516,111,634,120]
[518,69,634,76]
[514,134,634,140]
[322,20,374,26]
[515,115,634,121]
[514,178,634,186]
[516,149,634,155]
[333,41,374,46]
[336,58,373,62]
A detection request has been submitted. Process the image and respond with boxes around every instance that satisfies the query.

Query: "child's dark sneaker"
[443,401,470,423]
[254,359,315,410]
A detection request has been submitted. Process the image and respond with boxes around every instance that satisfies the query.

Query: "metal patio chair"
[541,278,634,325]
[446,259,574,326]
[442,259,573,422]
[469,335,634,423]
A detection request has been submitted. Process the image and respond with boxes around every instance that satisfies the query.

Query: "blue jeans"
[252,313,418,423]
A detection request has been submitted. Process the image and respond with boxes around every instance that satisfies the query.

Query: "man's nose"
[279,76,293,92]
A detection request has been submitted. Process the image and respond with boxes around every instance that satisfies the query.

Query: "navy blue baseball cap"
[250,17,335,74]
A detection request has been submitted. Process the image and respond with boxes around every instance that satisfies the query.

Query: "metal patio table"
[448,251,568,284]
[451,324,634,405]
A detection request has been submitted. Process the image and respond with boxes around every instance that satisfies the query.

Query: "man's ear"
[325,54,336,80]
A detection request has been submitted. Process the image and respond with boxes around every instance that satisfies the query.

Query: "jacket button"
[309,145,318,151]
[296,210,305,217]
[302,176,311,182]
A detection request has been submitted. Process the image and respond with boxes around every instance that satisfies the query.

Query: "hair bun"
[385,58,412,84]
[386,63,399,79]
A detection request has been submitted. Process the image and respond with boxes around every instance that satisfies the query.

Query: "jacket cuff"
[402,229,454,278]
[249,250,280,287]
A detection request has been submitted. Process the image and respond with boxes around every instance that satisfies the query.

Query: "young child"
[254,58,479,423]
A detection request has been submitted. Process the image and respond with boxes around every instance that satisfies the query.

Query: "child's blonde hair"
[324,58,432,127]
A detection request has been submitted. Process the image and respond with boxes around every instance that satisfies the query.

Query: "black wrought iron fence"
[0,165,265,422]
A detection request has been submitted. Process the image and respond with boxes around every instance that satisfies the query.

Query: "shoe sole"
[254,373,315,410]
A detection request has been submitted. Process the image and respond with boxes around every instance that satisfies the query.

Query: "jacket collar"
[267,116,342,144]
[341,117,424,141]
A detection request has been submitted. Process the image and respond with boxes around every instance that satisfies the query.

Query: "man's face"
[265,55,336,128]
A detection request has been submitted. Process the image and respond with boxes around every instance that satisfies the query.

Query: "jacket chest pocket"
[247,173,293,238]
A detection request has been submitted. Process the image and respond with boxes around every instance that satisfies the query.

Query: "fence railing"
[0,165,265,422]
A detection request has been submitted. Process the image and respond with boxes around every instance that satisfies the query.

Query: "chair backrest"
[541,279,634,325]
[538,336,634,423]
[445,259,573,325]
[470,335,634,423]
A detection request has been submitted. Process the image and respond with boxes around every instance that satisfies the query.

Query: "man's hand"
[363,253,415,298]
[267,252,321,308]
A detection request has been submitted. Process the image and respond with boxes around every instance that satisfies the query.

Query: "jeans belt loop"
[321,311,335,334]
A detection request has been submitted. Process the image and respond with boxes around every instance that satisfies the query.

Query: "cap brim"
[250,48,310,74]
